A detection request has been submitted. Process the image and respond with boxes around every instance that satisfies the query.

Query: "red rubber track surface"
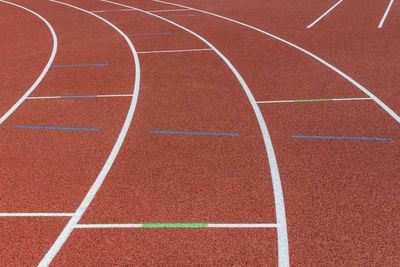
[1,0,399,266]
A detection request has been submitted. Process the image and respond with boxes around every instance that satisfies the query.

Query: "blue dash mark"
[163,14,195,17]
[292,135,392,141]
[60,95,98,98]
[127,32,170,36]
[148,130,239,136]
[51,63,109,68]
[17,126,100,131]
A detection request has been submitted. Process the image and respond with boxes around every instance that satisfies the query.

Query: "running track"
[0,0,399,266]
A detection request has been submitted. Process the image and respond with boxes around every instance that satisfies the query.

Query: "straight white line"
[27,94,133,99]
[39,1,141,266]
[75,223,278,228]
[209,224,278,228]
[307,0,344,28]
[102,1,289,266]
[0,0,57,126]
[147,8,191,12]
[378,0,394,28]
[138,48,212,54]
[0,213,74,217]
[153,1,400,125]
[257,97,372,103]
[76,224,142,228]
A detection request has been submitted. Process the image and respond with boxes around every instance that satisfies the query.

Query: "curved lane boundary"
[101,1,289,266]
[0,0,57,125]
[38,0,141,265]
[153,0,400,123]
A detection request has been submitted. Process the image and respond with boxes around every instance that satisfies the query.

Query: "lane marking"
[75,223,279,228]
[292,135,392,141]
[103,1,290,266]
[27,94,133,99]
[39,1,141,266]
[51,63,108,67]
[92,8,135,12]
[148,130,239,136]
[0,213,74,217]
[307,0,344,28]
[378,0,395,28]
[0,0,57,126]
[17,126,100,131]
[162,14,195,17]
[138,48,212,54]
[152,0,400,125]
[148,9,191,12]
[257,97,372,104]
[127,32,170,36]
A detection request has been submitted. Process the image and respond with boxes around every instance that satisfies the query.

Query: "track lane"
[0,0,136,264]
[138,0,400,265]
[0,0,56,125]
[38,0,141,265]
[156,0,400,119]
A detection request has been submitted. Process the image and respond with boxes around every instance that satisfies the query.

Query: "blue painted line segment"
[51,63,109,67]
[148,130,239,136]
[60,95,98,98]
[292,135,392,141]
[17,126,100,131]
[127,32,170,36]
[162,14,195,17]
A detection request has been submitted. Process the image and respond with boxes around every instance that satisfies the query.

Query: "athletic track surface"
[0,0,399,266]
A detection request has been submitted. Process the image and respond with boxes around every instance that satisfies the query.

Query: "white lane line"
[378,0,395,28]
[0,213,74,217]
[76,224,142,228]
[91,8,135,12]
[27,94,133,99]
[138,48,212,54]
[75,223,279,228]
[209,224,278,228]
[307,0,344,28]
[257,97,372,104]
[148,9,191,12]
[0,0,57,126]
[153,0,400,125]
[39,1,141,266]
[102,1,289,266]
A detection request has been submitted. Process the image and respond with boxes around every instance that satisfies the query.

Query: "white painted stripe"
[91,8,135,12]
[39,1,141,266]
[153,1,400,125]
[27,94,133,99]
[138,48,212,54]
[0,1,57,126]
[148,9,191,13]
[75,224,142,228]
[208,224,278,228]
[378,0,394,28]
[102,2,289,266]
[0,213,74,217]
[75,223,278,228]
[257,97,372,104]
[307,0,344,28]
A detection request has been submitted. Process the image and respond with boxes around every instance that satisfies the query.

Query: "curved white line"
[101,1,290,266]
[38,1,141,266]
[153,0,400,123]
[0,0,57,125]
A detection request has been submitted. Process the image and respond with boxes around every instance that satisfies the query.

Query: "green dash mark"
[293,99,333,102]
[142,223,208,228]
